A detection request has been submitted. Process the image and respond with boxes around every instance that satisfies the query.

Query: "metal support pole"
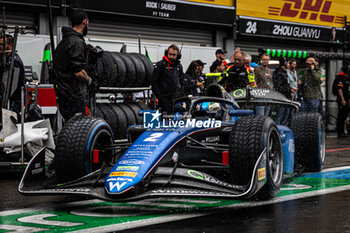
[47,0,55,60]
[21,86,24,164]
[233,0,237,42]
[2,7,5,68]
[138,35,141,54]
[343,16,347,68]
[35,82,38,105]
[0,7,5,131]
[25,82,28,112]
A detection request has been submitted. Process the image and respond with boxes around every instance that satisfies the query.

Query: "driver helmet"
[196,102,221,111]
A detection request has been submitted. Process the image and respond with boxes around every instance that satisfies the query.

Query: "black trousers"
[158,97,174,114]
[337,103,349,135]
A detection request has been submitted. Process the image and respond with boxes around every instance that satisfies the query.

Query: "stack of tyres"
[96,102,149,139]
[108,52,153,88]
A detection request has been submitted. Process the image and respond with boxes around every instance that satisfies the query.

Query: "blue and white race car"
[19,86,325,201]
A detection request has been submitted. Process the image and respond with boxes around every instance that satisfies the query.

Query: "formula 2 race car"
[19,86,325,201]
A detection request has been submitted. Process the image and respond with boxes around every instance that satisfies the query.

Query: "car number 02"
[144,133,164,142]
[245,21,257,34]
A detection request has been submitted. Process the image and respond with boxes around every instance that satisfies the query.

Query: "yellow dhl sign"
[237,0,345,27]
[183,0,233,7]
[109,172,137,177]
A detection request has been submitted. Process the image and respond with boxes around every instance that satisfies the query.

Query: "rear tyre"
[290,112,325,171]
[229,115,283,199]
[55,116,114,182]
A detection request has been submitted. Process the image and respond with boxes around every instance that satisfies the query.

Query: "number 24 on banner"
[245,21,257,34]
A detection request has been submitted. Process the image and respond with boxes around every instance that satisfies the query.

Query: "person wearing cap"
[298,57,322,112]
[219,50,256,92]
[333,68,350,137]
[194,59,206,75]
[254,53,274,116]
[273,58,298,125]
[209,49,233,72]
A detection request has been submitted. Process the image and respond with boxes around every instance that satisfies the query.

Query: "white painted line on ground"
[71,184,350,233]
[0,224,49,232]
[305,166,350,173]
[70,213,208,233]
[0,199,104,216]
[18,214,83,226]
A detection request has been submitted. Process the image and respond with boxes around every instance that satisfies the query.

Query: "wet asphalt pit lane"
[70,205,170,217]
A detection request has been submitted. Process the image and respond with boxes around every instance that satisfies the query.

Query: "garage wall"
[88,19,214,47]
[14,34,220,82]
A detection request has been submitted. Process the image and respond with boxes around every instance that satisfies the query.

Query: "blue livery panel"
[277,125,295,175]
[105,127,204,194]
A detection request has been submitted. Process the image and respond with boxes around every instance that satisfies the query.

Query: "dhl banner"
[183,0,233,7]
[237,0,346,28]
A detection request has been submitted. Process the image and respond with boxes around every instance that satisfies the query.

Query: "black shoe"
[338,133,349,138]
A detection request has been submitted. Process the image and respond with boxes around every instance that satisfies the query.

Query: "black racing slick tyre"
[54,116,114,182]
[128,53,146,87]
[135,101,150,111]
[290,112,325,172]
[229,115,283,199]
[99,52,115,87]
[110,104,128,139]
[134,53,153,87]
[118,103,137,127]
[110,52,127,87]
[120,53,136,87]
[97,104,119,137]
[127,103,143,125]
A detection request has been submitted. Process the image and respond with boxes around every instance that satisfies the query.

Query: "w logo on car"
[143,110,161,129]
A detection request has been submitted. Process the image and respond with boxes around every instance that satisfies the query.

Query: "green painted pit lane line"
[2,166,350,232]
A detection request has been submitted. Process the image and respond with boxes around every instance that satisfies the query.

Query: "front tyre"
[54,116,114,183]
[229,115,283,199]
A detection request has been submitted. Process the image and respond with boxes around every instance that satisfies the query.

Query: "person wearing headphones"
[151,44,185,113]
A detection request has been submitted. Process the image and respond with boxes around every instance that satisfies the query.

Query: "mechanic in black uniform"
[53,10,93,121]
[151,44,185,113]
[0,35,25,115]
[219,50,256,92]
[333,68,350,137]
